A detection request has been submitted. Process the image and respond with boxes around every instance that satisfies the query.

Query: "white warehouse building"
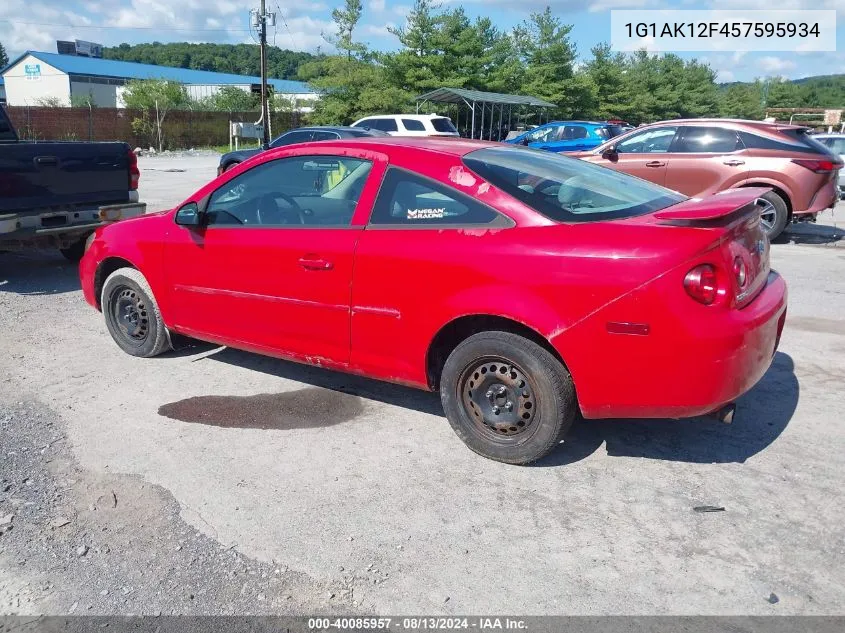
[0,50,317,111]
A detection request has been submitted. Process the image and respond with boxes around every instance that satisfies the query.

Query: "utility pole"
[252,1,274,148]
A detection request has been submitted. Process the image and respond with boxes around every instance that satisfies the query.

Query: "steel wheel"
[459,356,538,441]
[756,197,777,233]
[109,285,150,347]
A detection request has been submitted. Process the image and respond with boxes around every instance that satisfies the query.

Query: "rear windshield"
[462,146,685,223]
[431,118,458,133]
[740,128,837,156]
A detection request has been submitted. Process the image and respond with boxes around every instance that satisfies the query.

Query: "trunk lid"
[650,187,770,307]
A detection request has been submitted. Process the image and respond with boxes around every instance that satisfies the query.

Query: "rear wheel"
[440,331,576,464]
[101,267,170,358]
[225,161,241,172]
[756,192,788,241]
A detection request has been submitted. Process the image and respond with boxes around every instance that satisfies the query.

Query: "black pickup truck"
[0,105,145,260]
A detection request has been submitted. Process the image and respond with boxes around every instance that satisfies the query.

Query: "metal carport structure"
[415,87,557,141]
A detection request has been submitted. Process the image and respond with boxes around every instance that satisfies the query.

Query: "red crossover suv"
[80,138,787,464]
[574,119,842,240]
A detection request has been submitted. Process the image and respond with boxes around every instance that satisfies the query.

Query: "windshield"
[462,146,686,223]
[431,118,458,133]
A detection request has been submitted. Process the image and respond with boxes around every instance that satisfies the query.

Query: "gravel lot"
[1,153,845,616]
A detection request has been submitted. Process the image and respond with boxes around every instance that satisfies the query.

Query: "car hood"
[220,148,263,164]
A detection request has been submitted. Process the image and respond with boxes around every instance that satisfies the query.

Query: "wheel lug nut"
[505,401,513,411]
[486,390,493,398]
[492,406,500,414]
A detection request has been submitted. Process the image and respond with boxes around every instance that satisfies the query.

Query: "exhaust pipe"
[714,403,736,424]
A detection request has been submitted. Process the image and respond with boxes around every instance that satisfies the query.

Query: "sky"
[0,0,843,83]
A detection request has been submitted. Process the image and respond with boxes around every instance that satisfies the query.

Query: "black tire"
[101,267,171,358]
[756,191,788,241]
[59,237,87,262]
[440,331,577,465]
[224,161,240,172]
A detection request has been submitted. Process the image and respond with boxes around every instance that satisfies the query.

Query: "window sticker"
[407,207,446,220]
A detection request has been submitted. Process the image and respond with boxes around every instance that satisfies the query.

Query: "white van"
[350,114,459,137]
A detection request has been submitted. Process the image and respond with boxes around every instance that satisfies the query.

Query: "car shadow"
[0,250,82,295]
[535,352,799,467]
[202,346,445,417]
[776,223,845,245]
[200,345,797,465]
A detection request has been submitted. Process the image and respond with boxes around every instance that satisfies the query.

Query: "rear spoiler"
[653,187,769,222]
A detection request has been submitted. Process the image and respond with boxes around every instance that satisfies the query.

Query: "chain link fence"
[4,106,304,149]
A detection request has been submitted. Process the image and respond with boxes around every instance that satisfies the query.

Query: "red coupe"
[80,138,787,464]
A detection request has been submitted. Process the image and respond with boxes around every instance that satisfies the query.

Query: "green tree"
[121,79,189,152]
[0,41,8,68]
[328,0,365,60]
[384,0,443,94]
[513,8,589,117]
[299,56,412,124]
[720,81,764,119]
[209,86,260,112]
[70,92,97,108]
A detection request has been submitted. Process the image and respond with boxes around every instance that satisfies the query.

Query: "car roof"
[272,136,499,157]
[542,120,609,126]
[814,132,845,138]
[357,114,450,120]
[634,118,806,132]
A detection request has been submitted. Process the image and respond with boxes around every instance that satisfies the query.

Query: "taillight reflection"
[791,158,840,174]
[732,256,748,289]
[684,264,719,305]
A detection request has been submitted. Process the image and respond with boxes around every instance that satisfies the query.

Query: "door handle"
[34,156,59,166]
[298,257,333,271]
[645,161,665,167]
[723,159,745,166]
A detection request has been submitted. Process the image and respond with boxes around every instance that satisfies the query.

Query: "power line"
[276,4,300,51]
[0,18,253,33]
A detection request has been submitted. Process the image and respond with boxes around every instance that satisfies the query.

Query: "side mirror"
[601,146,619,161]
[175,202,204,227]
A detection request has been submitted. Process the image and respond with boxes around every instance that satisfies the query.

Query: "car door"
[350,167,512,384]
[594,126,678,186]
[525,123,563,149]
[663,126,748,196]
[163,150,382,365]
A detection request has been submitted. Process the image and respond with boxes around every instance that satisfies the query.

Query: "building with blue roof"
[0,49,317,111]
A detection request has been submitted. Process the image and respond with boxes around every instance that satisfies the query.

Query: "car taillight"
[684,264,720,305]
[128,148,140,190]
[732,256,747,289]
[791,158,839,174]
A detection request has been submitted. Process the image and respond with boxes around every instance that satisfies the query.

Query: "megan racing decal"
[407,207,446,219]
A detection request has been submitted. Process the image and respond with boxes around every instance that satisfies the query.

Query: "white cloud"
[0,0,330,57]
[362,22,397,37]
[757,56,797,73]
[716,69,735,82]
[369,0,386,10]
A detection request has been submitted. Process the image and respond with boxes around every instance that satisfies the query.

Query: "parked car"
[80,138,786,465]
[505,121,627,152]
[350,114,459,137]
[0,105,144,260]
[813,133,845,198]
[572,119,843,240]
[217,126,389,174]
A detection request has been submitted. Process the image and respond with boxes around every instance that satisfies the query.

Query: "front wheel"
[101,267,171,357]
[440,331,577,464]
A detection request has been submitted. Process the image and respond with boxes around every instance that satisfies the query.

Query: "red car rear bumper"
[560,271,788,420]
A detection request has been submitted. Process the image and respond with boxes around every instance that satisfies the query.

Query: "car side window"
[369,168,505,227]
[312,131,341,141]
[822,138,845,154]
[270,130,313,147]
[616,127,678,154]
[526,125,558,143]
[376,118,398,132]
[204,156,373,228]
[402,119,426,131]
[675,126,742,153]
[565,125,588,140]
